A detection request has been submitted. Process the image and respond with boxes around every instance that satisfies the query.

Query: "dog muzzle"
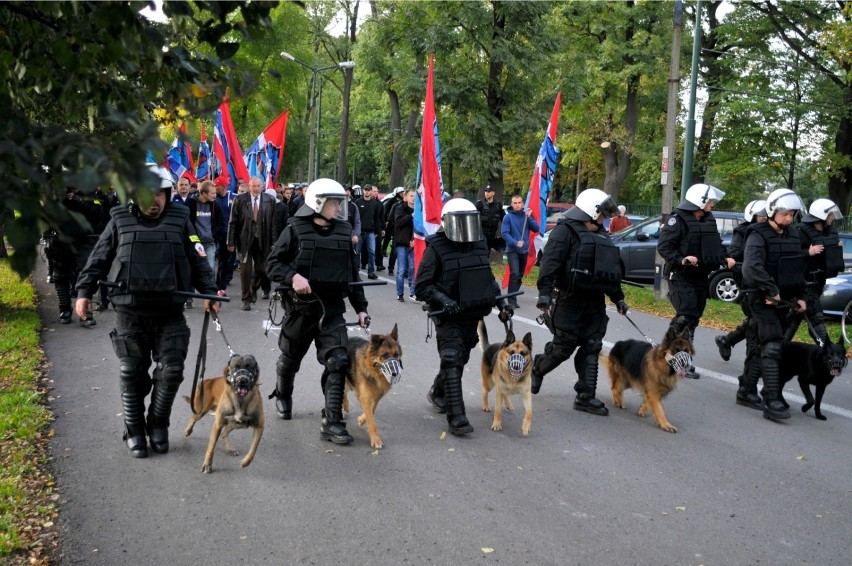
[508,353,528,381]
[228,368,257,397]
[664,351,693,377]
[376,358,403,385]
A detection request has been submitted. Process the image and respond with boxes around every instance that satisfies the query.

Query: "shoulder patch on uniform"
[667,217,677,226]
[194,242,206,257]
[189,234,201,243]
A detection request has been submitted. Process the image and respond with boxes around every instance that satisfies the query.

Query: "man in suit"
[227,176,279,310]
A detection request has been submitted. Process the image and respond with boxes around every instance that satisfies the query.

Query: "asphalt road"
[40,262,852,565]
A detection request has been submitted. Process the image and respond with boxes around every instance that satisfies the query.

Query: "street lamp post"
[281,52,355,182]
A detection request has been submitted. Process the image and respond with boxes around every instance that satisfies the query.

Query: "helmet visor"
[443,211,483,242]
[597,197,619,219]
[820,202,843,221]
[319,196,348,222]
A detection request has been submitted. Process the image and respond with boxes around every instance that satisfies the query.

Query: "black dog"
[779,337,847,420]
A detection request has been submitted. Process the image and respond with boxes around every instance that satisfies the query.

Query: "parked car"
[820,273,852,317]
[612,212,745,301]
[602,213,647,233]
[544,203,574,231]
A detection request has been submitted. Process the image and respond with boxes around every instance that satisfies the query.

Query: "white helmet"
[351,184,363,198]
[392,186,405,197]
[146,162,174,191]
[679,183,725,211]
[743,199,768,223]
[297,178,348,221]
[441,198,482,242]
[565,188,618,223]
[765,188,804,219]
[803,198,843,223]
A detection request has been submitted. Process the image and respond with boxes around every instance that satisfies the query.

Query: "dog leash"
[190,309,211,414]
[623,313,657,346]
[211,311,236,358]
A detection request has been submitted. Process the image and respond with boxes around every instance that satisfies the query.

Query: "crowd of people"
[46,168,845,458]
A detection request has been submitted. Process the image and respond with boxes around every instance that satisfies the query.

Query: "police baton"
[423,291,523,317]
[273,280,388,294]
[97,280,231,302]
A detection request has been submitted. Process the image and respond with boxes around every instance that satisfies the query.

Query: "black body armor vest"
[561,219,622,293]
[107,205,191,307]
[747,222,805,297]
[427,232,495,318]
[676,209,724,267]
[290,217,353,294]
[801,223,844,281]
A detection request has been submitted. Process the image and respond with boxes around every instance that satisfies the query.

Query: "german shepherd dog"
[780,337,848,420]
[605,327,694,433]
[342,324,403,449]
[478,320,534,436]
[183,354,265,473]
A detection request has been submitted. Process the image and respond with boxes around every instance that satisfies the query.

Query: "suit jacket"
[227,191,279,262]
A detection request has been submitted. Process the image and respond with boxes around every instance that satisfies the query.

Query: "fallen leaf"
[440,431,447,440]
[796,455,806,461]
[371,450,379,456]
[675,506,686,511]
[482,547,495,554]
[448,448,455,452]
[325,449,334,454]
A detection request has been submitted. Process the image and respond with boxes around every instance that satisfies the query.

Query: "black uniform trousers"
[538,294,609,383]
[667,278,709,335]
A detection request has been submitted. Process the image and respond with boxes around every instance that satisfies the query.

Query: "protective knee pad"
[158,357,185,387]
[671,315,691,335]
[762,341,783,361]
[440,348,462,370]
[276,353,301,378]
[325,349,349,374]
[118,358,150,393]
[583,337,604,356]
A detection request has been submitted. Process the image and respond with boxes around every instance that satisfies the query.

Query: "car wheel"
[709,271,739,302]
[842,298,852,344]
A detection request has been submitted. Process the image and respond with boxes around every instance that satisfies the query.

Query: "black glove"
[536,294,552,310]
[432,291,460,315]
[498,305,514,322]
[616,300,629,315]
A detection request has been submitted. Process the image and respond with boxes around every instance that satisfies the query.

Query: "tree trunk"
[694,1,726,184]
[336,66,353,185]
[828,85,852,213]
[485,3,506,203]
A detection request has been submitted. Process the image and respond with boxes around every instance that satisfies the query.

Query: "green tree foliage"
[0,0,276,277]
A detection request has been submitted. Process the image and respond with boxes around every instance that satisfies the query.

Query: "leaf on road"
[675,506,686,511]
[796,455,806,461]
[482,547,495,554]
[440,431,447,441]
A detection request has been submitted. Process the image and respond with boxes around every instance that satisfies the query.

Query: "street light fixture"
[280,52,355,181]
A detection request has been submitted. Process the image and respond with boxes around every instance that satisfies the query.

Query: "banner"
[244,110,289,189]
[166,122,197,183]
[214,93,250,193]
[412,55,445,274]
[195,123,211,181]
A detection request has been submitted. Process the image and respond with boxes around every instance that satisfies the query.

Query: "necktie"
[252,196,258,221]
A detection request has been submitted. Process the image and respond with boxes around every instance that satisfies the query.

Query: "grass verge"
[0,259,58,565]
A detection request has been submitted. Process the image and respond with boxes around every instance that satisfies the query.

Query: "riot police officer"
[741,188,806,421]
[416,198,512,435]
[784,198,845,344]
[715,199,767,361]
[266,178,369,445]
[74,164,220,458]
[531,189,627,415]
[658,183,735,378]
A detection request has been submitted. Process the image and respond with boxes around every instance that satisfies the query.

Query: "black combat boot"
[320,372,353,444]
[573,355,609,416]
[271,358,296,420]
[736,362,763,410]
[761,355,790,421]
[121,389,148,458]
[426,374,446,414]
[443,367,473,435]
[147,384,178,453]
[715,335,732,361]
[532,350,565,395]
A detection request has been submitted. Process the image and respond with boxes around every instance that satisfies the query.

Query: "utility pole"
[681,0,703,199]
[656,0,685,301]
